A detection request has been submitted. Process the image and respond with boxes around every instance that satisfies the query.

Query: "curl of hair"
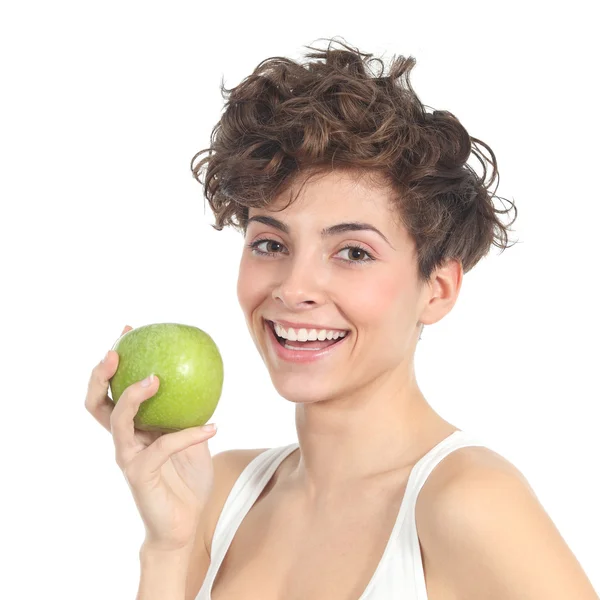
[191,37,518,283]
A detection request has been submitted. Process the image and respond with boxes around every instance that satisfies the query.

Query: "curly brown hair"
[190,37,518,284]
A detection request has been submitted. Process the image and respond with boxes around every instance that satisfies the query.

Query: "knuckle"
[91,362,105,384]
[85,366,108,408]
[84,394,100,416]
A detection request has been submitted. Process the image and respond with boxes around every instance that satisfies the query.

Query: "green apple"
[108,323,224,433]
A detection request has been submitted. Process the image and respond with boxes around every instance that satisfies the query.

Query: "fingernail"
[202,423,216,432]
[141,374,155,387]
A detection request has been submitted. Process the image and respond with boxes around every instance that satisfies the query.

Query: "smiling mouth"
[266,320,347,349]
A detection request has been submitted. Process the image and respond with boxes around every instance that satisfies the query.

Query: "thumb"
[135,425,217,478]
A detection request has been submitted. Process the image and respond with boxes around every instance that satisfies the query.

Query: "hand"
[85,325,218,551]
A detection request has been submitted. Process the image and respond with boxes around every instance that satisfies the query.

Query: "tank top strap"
[358,429,490,599]
[386,430,491,600]
[404,429,489,505]
[205,443,299,585]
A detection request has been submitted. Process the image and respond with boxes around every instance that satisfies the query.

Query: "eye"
[247,238,287,257]
[246,238,375,266]
[336,245,375,265]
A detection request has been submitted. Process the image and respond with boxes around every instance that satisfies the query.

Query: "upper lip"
[265,318,349,332]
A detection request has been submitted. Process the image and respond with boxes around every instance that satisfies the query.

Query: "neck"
[288,367,455,499]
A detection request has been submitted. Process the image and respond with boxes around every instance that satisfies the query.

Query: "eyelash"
[246,238,376,266]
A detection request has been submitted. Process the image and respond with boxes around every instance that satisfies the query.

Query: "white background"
[1,1,598,598]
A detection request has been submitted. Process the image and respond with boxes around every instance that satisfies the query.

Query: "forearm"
[136,543,193,600]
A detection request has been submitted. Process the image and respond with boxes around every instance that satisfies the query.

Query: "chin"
[267,375,329,404]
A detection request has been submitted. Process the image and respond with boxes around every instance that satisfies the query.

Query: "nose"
[272,253,327,310]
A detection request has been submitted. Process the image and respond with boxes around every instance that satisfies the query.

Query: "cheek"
[237,257,266,314]
[340,271,408,321]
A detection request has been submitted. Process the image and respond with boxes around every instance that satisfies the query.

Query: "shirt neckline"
[208,430,465,599]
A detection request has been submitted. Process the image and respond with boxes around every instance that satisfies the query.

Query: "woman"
[86,39,599,599]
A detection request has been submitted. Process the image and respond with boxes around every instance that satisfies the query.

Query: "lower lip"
[265,321,349,363]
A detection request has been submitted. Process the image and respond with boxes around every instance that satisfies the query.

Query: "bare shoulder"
[416,444,526,550]
[418,443,527,498]
[203,447,271,553]
[416,445,598,599]
[185,447,270,600]
[212,447,272,481]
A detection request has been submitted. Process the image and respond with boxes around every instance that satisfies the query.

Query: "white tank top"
[197,429,488,599]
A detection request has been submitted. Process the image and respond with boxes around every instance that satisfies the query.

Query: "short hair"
[191,37,518,284]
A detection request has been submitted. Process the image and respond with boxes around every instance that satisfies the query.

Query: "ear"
[419,258,463,326]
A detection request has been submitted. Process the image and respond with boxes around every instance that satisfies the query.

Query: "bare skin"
[199,429,469,600]
[188,439,597,600]
[89,168,598,598]
[187,169,472,599]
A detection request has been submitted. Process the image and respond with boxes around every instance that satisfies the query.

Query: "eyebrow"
[246,215,394,247]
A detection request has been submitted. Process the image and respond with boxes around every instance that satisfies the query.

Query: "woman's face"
[237,169,436,405]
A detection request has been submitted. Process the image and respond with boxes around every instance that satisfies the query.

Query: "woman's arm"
[138,543,198,600]
[135,448,265,600]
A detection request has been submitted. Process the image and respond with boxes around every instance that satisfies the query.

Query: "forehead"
[248,168,400,225]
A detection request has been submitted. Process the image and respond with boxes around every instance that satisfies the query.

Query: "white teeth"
[273,321,348,342]
[283,343,322,351]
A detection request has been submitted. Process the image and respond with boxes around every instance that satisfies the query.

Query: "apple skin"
[108,323,224,433]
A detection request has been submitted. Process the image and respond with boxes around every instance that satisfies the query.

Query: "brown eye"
[248,238,287,256]
[348,248,365,260]
[337,245,375,265]
[266,241,283,253]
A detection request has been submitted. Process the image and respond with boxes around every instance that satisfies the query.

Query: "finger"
[85,325,134,432]
[128,425,217,483]
[111,374,160,467]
